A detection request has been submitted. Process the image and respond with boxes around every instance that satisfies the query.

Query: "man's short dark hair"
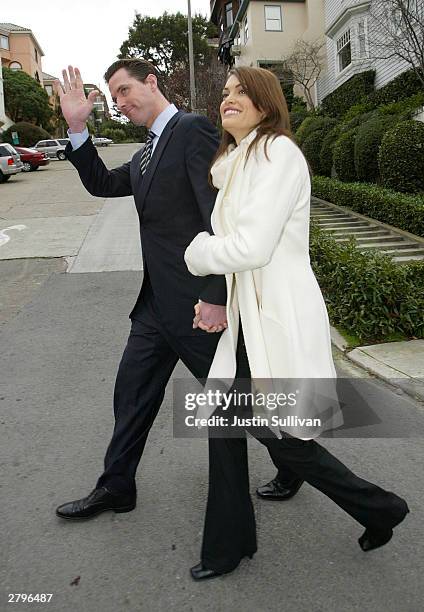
[104,58,166,95]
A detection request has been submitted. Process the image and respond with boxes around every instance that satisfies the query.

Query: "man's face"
[108,68,157,127]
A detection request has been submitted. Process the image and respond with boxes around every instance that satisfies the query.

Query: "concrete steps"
[311,198,424,263]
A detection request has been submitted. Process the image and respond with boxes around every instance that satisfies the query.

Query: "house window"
[265,5,282,31]
[244,17,249,42]
[35,47,38,62]
[9,61,22,71]
[45,84,53,96]
[35,71,40,82]
[225,2,233,27]
[358,20,367,57]
[337,29,351,71]
[0,34,9,50]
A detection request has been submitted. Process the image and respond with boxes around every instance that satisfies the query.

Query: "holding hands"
[193,301,227,333]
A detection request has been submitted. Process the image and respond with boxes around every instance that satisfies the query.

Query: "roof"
[0,22,45,55]
[42,72,58,81]
[0,23,32,32]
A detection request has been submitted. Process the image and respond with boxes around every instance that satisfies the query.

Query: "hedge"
[321,71,375,118]
[309,222,424,343]
[333,128,358,182]
[368,69,424,107]
[319,125,342,177]
[354,114,401,183]
[295,115,328,147]
[301,118,338,174]
[1,122,51,147]
[378,120,424,194]
[312,176,424,237]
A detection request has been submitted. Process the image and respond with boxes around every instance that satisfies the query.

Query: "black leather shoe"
[358,528,393,552]
[190,554,254,581]
[190,563,224,581]
[56,487,136,520]
[256,476,304,500]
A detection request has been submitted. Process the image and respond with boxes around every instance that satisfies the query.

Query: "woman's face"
[220,74,264,144]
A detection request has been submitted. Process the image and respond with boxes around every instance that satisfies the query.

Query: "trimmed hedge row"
[2,122,51,147]
[309,222,424,343]
[378,120,424,193]
[321,71,375,118]
[311,176,424,237]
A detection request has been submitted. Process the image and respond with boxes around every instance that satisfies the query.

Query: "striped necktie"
[140,130,156,175]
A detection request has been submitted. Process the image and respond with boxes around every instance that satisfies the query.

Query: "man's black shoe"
[56,487,136,520]
[256,476,304,500]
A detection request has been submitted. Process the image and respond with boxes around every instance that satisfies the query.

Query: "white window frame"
[244,17,249,43]
[45,85,53,96]
[225,2,233,28]
[0,34,9,50]
[264,5,282,32]
[9,61,22,71]
[357,18,368,58]
[336,28,352,72]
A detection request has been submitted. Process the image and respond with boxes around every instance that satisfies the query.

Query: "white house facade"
[316,0,415,103]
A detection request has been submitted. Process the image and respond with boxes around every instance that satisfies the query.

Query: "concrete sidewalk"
[331,328,424,403]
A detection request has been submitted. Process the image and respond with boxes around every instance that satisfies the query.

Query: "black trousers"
[96,280,296,494]
[200,328,409,573]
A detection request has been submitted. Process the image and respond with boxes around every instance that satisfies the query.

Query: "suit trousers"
[201,327,409,573]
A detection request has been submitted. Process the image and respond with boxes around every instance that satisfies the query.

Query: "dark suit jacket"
[65,110,226,336]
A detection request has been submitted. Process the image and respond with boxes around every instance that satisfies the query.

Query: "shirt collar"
[150,104,178,138]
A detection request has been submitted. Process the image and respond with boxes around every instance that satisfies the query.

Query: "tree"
[118,12,225,120]
[369,0,424,88]
[282,39,327,110]
[119,12,217,74]
[3,67,53,128]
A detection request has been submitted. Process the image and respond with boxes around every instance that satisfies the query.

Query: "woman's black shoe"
[358,528,393,552]
[190,553,255,580]
[256,476,304,500]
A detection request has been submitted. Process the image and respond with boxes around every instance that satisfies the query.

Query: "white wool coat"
[184,129,341,438]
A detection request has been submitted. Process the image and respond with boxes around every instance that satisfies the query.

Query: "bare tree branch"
[282,38,327,110]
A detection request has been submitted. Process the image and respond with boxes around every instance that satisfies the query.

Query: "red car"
[14,146,50,172]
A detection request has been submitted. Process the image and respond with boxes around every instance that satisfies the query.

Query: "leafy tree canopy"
[119,12,218,73]
[3,67,53,129]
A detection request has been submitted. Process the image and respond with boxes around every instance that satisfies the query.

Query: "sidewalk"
[331,328,424,402]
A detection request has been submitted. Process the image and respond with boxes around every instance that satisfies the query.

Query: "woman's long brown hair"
[209,66,295,184]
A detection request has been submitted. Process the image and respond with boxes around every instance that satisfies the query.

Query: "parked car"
[33,139,69,160]
[92,137,113,147]
[0,143,23,183]
[14,146,50,172]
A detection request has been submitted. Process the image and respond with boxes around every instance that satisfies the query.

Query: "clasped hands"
[193,301,228,333]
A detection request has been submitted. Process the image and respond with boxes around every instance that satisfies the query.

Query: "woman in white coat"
[185,67,409,580]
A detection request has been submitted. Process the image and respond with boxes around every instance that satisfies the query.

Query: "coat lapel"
[135,110,185,213]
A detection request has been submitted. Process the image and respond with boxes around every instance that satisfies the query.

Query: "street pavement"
[1,145,423,612]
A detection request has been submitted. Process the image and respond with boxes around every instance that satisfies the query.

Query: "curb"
[330,327,424,403]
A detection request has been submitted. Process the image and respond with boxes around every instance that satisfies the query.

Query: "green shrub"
[100,127,127,143]
[333,128,358,182]
[301,118,338,174]
[369,69,424,107]
[321,71,375,118]
[341,102,375,123]
[378,92,424,119]
[295,116,326,147]
[312,175,424,236]
[290,108,309,132]
[309,223,424,343]
[1,122,51,147]
[319,125,342,177]
[354,114,401,183]
[378,120,424,193]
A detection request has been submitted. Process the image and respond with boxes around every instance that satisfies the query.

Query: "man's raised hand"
[54,66,99,133]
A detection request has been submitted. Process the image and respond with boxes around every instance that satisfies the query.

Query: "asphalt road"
[1,145,423,612]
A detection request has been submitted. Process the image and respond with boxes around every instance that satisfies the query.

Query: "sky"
[3,0,211,104]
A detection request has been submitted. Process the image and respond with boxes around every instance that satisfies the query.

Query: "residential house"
[0,23,44,84]
[210,0,326,106]
[84,84,110,132]
[316,0,417,103]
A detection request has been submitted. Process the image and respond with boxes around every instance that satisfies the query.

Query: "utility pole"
[187,0,197,112]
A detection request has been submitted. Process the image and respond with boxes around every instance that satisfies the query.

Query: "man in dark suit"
[53,60,301,524]
[53,60,232,517]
